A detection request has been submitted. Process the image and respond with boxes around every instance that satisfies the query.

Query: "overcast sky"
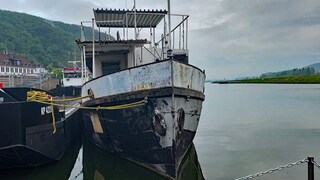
[2,0,320,79]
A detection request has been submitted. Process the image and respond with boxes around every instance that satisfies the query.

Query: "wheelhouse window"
[102,61,120,75]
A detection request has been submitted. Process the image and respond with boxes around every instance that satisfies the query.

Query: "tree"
[51,68,63,79]
[47,63,54,72]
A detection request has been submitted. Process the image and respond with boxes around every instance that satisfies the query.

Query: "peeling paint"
[82,60,205,103]
[153,111,167,136]
[177,108,185,132]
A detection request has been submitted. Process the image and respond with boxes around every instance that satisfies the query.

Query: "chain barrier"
[235,158,308,180]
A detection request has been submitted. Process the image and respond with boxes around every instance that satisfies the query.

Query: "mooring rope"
[27,91,147,134]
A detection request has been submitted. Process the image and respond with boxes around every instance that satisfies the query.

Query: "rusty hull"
[82,87,204,178]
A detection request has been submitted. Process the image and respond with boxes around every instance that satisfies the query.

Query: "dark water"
[1,136,203,180]
[2,84,320,180]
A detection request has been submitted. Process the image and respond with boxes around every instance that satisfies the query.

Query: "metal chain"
[312,160,320,169]
[235,158,308,180]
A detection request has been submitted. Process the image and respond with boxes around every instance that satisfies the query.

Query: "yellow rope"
[29,98,146,110]
[27,91,92,102]
[26,91,147,134]
[51,103,56,134]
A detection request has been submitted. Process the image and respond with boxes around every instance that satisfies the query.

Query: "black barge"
[0,87,82,168]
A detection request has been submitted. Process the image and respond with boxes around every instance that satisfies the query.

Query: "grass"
[237,75,320,84]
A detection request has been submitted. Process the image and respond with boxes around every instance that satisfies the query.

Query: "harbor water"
[195,84,320,180]
[1,84,320,179]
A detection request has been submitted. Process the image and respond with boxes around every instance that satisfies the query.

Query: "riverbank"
[213,75,320,84]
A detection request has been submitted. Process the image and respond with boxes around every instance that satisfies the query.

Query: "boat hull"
[82,86,204,177]
[0,87,82,169]
[81,60,205,178]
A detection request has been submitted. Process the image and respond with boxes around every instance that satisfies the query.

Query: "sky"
[2,0,320,79]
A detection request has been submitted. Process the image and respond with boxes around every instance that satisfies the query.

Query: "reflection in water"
[82,138,205,180]
[0,136,82,180]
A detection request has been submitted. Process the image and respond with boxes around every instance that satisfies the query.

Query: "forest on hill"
[260,67,318,78]
[0,9,112,67]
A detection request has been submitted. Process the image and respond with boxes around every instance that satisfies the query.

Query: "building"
[0,52,44,76]
[0,52,47,87]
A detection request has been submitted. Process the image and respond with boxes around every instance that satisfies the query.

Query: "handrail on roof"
[156,15,189,48]
[80,5,189,51]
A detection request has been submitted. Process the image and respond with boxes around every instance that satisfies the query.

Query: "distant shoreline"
[211,75,320,84]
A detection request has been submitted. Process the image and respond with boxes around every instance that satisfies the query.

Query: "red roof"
[0,53,35,67]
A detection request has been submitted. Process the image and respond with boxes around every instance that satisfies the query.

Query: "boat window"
[65,72,82,78]
[102,61,120,75]
[174,54,189,64]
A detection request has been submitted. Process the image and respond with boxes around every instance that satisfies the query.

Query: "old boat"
[78,1,205,178]
[49,67,86,97]
[50,55,90,97]
[0,87,82,169]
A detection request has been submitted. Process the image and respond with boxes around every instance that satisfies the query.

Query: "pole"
[83,46,87,81]
[133,0,137,66]
[308,157,314,180]
[81,46,84,85]
[167,0,171,49]
[92,18,96,78]
[134,0,137,40]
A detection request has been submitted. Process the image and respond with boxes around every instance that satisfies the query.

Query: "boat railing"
[156,14,189,50]
[80,13,189,51]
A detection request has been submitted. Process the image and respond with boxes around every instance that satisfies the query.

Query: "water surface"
[194,84,320,180]
[2,84,320,180]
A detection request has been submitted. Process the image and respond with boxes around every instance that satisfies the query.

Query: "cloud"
[2,0,320,79]
[187,0,320,78]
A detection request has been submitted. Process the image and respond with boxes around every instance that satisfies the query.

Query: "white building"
[0,53,41,76]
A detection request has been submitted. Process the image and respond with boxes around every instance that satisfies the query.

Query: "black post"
[308,157,314,180]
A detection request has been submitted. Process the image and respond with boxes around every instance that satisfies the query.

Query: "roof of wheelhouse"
[94,9,167,28]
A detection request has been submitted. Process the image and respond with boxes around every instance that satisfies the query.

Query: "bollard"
[308,157,314,180]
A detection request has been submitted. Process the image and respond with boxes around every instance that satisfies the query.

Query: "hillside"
[307,63,320,72]
[0,9,113,67]
[260,63,320,78]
